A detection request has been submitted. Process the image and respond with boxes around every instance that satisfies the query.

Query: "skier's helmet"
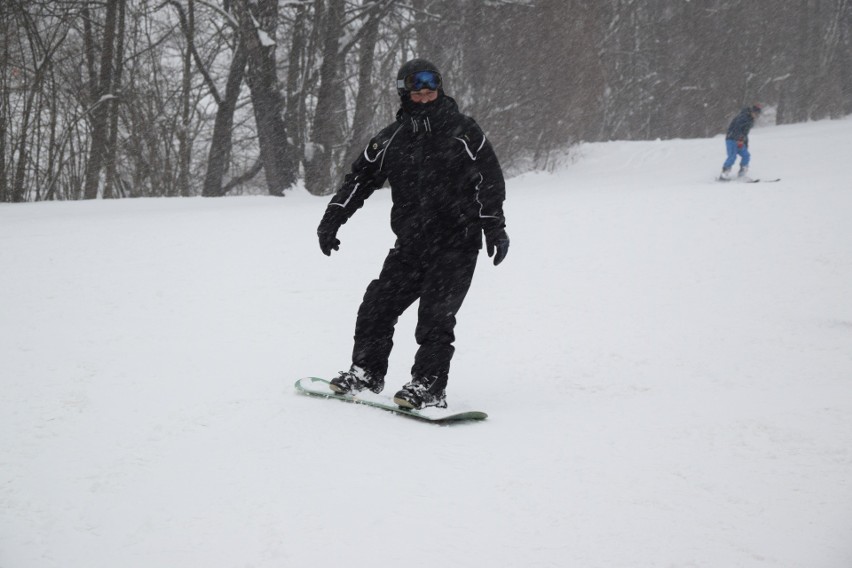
[751,103,763,114]
[396,59,442,98]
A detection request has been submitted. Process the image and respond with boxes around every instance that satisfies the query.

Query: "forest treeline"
[1,0,850,201]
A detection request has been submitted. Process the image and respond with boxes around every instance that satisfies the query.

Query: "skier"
[720,103,763,180]
[316,58,509,410]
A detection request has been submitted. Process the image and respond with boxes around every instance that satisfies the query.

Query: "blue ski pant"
[723,139,750,170]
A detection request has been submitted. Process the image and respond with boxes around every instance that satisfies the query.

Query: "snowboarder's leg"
[410,249,478,387]
[351,248,422,378]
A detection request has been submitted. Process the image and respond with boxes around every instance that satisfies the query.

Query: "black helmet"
[396,58,442,98]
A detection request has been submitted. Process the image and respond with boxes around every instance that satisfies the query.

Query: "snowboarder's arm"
[455,121,509,264]
[317,128,394,255]
[323,127,394,223]
[458,123,506,232]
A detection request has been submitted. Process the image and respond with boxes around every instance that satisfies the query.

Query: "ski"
[716,176,781,183]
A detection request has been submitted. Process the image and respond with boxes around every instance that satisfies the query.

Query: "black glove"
[485,227,510,266]
[317,207,344,256]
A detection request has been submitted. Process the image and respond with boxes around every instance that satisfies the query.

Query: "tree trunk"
[0,100,6,203]
[81,2,99,104]
[0,22,7,203]
[104,0,126,199]
[234,0,297,196]
[83,0,119,199]
[175,0,194,197]
[304,0,346,196]
[203,36,249,197]
[344,7,381,169]
[283,2,308,163]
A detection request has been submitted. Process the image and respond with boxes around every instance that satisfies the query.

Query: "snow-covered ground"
[2,116,851,568]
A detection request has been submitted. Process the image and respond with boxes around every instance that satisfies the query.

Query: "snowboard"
[294,377,488,423]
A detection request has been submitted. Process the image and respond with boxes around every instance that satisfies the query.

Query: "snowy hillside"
[2,117,851,568]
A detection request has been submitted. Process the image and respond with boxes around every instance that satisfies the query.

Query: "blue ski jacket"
[726,108,756,145]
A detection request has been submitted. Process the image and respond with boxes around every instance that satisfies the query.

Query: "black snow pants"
[351,244,478,390]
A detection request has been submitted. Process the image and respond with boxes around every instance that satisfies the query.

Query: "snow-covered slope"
[2,117,851,568]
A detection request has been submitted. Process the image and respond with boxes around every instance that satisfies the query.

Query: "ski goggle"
[398,70,442,92]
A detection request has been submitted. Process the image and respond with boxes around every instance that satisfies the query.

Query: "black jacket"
[726,107,755,145]
[324,95,506,251]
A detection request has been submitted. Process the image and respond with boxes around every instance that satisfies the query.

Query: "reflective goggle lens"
[403,70,442,91]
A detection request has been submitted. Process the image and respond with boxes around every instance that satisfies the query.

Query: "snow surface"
[2,117,852,568]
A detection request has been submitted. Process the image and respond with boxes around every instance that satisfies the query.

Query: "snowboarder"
[316,58,509,410]
[720,103,763,180]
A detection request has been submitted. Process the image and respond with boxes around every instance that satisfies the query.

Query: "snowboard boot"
[329,365,384,395]
[720,167,732,180]
[393,376,447,410]
[738,166,749,178]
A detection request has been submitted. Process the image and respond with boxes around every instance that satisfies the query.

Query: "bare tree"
[104,0,127,198]
[304,0,346,195]
[0,11,10,202]
[233,0,297,196]
[202,35,250,197]
[3,0,851,202]
[283,1,314,163]
[83,0,119,199]
[343,1,391,168]
[6,1,72,202]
